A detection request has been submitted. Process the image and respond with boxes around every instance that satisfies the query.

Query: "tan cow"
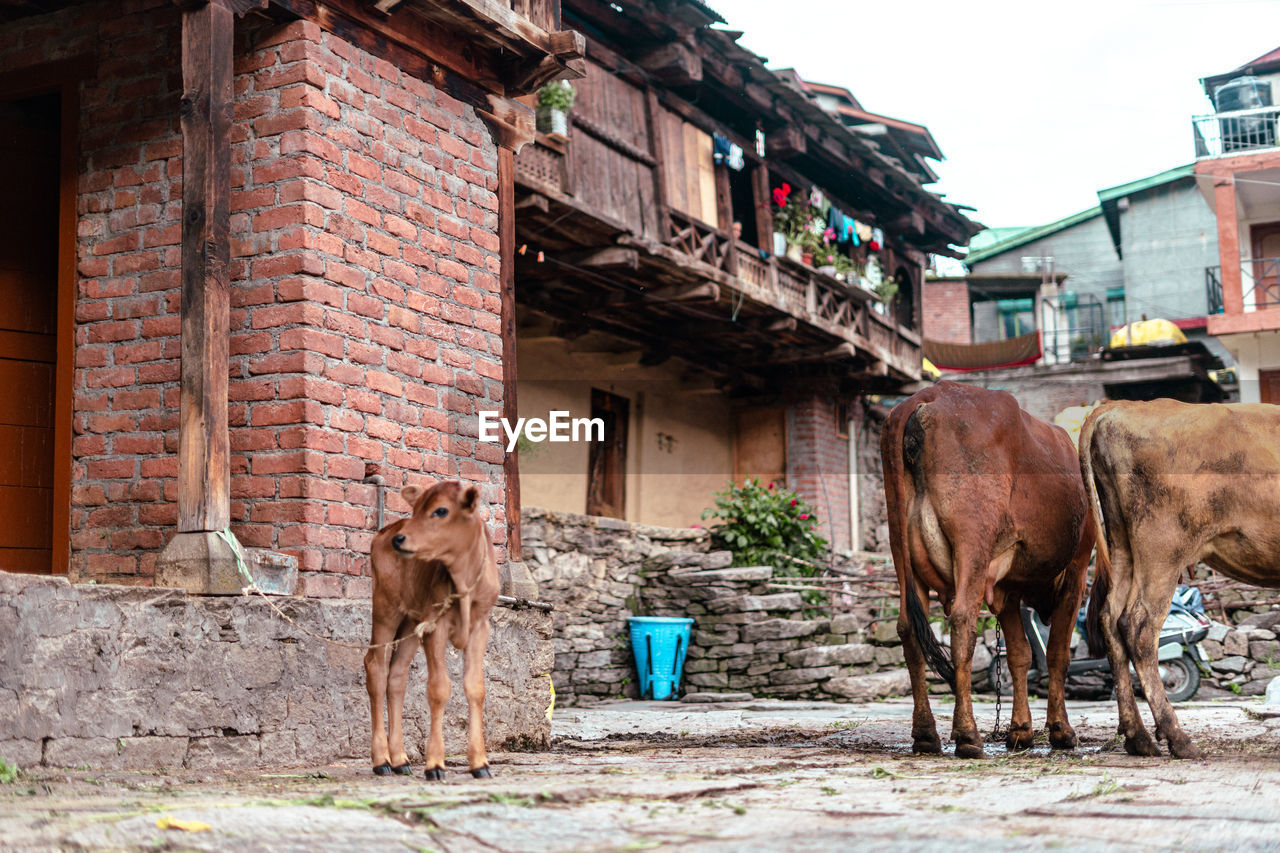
[883,382,1093,758]
[366,481,500,779]
[1081,399,1280,758]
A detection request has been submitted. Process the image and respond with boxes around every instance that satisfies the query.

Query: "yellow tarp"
[1053,402,1102,449]
[1108,318,1186,349]
[922,357,941,380]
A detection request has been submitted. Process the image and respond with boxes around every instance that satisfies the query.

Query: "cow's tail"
[904,576,955,689]
[1079,408,1110,659]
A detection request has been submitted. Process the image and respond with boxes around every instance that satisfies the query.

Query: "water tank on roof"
[1215,76,1275,152]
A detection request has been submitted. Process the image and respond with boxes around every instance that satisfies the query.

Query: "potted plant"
[772,183,821,263]
[536,80,575,137]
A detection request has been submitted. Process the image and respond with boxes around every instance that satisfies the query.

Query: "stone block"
[770,666,840,685]
[1237,611,1280,632]
[1224,631,1250,657]
[728,675,770,689]
[1207,622,1230,643]
[783,643,875,669]
[1211,655,1251,674]
[873,646,905,666]
[1201,639,1223,659]
[0,738,42,768]
[761,683,818,696]
[118,736,188,770]
[684,659,720,674]
[830,613,862,634]
[672,567,773,584]
[740,619,823,643]
[44,737,121,768]
[1249,640,1280,662]
[155,531,250,596]
[825,670,912,702]
[680,692,753,703]
[754,639,802,654]
[687,672,730,688]
[871,620,900,645]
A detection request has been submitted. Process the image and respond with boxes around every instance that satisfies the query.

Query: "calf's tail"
[1079,409,1110,659]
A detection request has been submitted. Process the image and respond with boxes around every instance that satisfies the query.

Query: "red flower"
[798,513,810,520]
[772,182,791,207]
[767,481,776,490]
[868,240,881,252]
[789,498,797,507]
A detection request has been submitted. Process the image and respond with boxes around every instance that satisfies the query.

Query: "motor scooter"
[989,585,1211,702]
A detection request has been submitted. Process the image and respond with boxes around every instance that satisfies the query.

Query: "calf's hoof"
[1167,734,1205,760]
[1048,722,1077,751]
[1005,724,1035,752]
[392,763,413,776]
[372,763,393,776]
[470,765,493,779]
[911,733,942,755]
[424,767,446,781]
[1123,731,1161,757]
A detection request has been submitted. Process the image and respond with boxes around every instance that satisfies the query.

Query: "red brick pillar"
[785,395,851,552]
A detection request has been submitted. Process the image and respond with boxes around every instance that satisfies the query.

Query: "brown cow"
[1081,399,1280,759]
[882,382,1093,758]
[366,481,500,779]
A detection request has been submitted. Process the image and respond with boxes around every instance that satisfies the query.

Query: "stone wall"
[1203,611,1280,696]
[2,2,507,589]
[0,571,551,770]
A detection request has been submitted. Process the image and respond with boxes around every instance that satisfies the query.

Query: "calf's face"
[390,482,482,563]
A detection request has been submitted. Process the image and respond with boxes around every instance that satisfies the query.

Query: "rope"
[213,528,465,654]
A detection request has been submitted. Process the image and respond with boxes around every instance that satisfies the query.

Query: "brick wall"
[922,278,971,344]
[785,396,850,552]
[2,1,506,594]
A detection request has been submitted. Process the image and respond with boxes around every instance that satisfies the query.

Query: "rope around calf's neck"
[212,528,464,653]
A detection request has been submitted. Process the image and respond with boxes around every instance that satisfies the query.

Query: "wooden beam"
[714,164,736,274]
[636,41,702,85]
[766,125,806,158]
[499,145,522,563]
[177,0,233,534]
[564,246,639,269]
[751,162,773,253]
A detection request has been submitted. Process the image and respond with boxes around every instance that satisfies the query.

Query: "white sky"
[714,0,1280,230]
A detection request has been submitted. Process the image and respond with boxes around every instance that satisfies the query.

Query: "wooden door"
[1261,369,1280,404]
[1249,223,1280,309]
[733,407,786,488]
[586,389,629,518]
[0,94,59,573]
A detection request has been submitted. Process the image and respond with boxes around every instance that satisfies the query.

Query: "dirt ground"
[4,697,1280,852]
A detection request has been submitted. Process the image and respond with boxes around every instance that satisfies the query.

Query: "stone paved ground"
[3,697,1280,851]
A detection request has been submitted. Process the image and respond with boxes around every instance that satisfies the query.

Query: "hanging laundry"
[855,221,873,243]
[809,187,825,209]
[868,227,883,252]
[713,132,746,171]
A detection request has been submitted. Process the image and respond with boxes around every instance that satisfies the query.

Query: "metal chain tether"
[991,622,1004,740]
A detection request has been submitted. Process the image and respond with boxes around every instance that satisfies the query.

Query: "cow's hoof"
[1006,724,1035,752]
[1048,722,1077,751]
[954,731,986,759]
[424,767,446,781]
[1167,735,1205,760]
[470,765,493,779]
[392,763,413,776]
[911,734,942,755]
[373,763,393,776]
[1123,731,1161,757]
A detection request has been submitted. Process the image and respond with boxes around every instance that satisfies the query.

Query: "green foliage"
[701,479,828,575]
[0,758,17,784]
[874,275,900,304]
[537,80,576,112]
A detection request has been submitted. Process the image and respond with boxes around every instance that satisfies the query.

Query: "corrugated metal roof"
[964,206,1104,266]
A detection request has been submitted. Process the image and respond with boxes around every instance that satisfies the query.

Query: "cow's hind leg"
[1100,588,1159,757]
[422,626,452,780]
[996,599,1034,751]
[385,617,419,774]
[898,578,940,754]
[463,617,493,776]
[948,556,990,759]
[1122,576,1203,760]
[1045,538,1090,750]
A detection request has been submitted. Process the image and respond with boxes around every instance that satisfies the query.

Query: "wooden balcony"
[514,121,922,387]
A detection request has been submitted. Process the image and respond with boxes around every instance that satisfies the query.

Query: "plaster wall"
[968,215,1123,307]
[516,337,733,528]
[1121,178,1219,321]
[1217,330,1280,402]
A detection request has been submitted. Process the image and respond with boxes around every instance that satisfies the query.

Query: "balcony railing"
[1206,259,1280,313]
[1193,106,1280,159]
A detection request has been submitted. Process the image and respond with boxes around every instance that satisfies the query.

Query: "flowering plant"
[771,183,823,251]
[701,478,828,573]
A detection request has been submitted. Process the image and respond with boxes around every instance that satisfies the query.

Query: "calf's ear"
[401,484,424,508]
[462,485,479,512]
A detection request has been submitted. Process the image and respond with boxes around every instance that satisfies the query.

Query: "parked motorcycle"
[990,585,1211,702]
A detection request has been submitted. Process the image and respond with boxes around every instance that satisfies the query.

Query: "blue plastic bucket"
[628,616,694,700]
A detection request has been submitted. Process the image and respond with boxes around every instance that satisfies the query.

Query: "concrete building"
[1194,48,1280,403]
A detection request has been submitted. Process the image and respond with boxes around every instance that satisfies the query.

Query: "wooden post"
[499,145,521,564]
[752,163,774,253]
[644,88,670,241]
[178,0,233,533]
[157,0,248,593]
[714,164,736,275]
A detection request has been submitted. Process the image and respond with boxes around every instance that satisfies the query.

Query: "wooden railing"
[666,208,734,273]
[514,134,568,196]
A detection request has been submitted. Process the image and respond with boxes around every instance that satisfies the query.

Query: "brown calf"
[1082,399,1280,759]
[366,481,500,779]
[883,382,1092,758]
